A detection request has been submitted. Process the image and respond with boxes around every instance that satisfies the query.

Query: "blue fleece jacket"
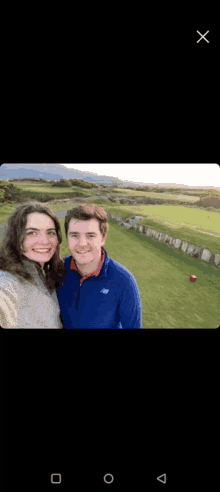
[56,247,142,328]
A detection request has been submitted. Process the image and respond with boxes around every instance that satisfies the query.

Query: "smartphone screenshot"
[1,23,218,492]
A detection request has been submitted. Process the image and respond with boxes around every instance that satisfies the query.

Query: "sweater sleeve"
[118,274,142,328]
[0,278,20,328]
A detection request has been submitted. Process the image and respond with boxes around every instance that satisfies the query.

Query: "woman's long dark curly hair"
[0,201,65,293]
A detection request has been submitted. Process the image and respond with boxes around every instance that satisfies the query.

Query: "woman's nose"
[36,234,54,245]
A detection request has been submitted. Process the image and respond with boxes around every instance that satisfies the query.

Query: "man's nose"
[78,236,88,245]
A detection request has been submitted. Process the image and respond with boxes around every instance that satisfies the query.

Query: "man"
[56,205,142,328]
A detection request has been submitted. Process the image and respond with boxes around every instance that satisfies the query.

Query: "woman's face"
[22,213,58,268]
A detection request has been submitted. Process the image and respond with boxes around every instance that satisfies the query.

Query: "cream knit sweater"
[0,258,63,329]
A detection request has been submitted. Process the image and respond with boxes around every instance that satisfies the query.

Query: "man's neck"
[77,258,100,277]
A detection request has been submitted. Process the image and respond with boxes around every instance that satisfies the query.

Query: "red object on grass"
[189,275,197,282]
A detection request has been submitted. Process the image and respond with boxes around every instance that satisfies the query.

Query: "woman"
[0,201,65,328]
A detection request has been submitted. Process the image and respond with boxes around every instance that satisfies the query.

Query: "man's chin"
[72,251,92,261]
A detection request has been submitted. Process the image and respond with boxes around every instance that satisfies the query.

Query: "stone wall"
[107,213,220,268]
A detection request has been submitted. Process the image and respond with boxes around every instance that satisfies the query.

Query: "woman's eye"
[27,232,56,235]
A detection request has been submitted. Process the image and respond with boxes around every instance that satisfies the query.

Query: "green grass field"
[105,219,220,328]
[1,182,220,328]
[115,187,203,201]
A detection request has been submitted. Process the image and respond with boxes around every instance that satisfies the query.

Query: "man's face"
[22,213,58,267]
[67,218,106,268]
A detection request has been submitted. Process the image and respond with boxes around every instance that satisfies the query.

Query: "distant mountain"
[0,164,219,190]
[0,163,126,186]
[0,163,144,187]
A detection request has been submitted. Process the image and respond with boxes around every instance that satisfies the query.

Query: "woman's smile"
[32,248,52,254]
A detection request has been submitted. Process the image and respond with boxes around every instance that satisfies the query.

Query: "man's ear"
[101,234,107,245]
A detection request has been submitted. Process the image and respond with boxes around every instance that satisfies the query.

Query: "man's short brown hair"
[64,204,109,238]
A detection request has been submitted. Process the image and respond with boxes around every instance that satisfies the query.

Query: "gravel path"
[55,210,68,219]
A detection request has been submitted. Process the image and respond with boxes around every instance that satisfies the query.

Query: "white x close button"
[196,30,210,43]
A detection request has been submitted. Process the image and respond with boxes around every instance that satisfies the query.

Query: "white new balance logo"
[100,288,109,294]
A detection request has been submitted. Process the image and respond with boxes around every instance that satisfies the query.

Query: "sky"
[62,164,220,188]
